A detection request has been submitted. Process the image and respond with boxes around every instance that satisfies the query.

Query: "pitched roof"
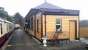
[34,2,79,15]
[34,2,62,9]
[41,8,79,16]
[25,2,79,19]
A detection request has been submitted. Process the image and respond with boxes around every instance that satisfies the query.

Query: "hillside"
[80,20,88,27]
[80,20,88,38]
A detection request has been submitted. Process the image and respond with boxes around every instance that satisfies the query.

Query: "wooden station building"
[25,2,80,41]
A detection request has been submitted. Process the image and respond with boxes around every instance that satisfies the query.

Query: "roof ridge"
[34,2,62,9]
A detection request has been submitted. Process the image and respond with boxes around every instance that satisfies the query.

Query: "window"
[36,12,41,17]
[0,24,2,34]
[36,12,41,32]
[37,20,39,32]
[29,19,31,29]
[30,17,33,30]
[28,20,30,29]
[56,18,62,32]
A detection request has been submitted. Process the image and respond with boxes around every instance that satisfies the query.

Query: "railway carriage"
[0,18,14,37]
[0,18,14,47]
[25,2,80,42]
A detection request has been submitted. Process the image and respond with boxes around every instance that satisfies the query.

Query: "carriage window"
[0,24,2,34]
[56,18,62,32]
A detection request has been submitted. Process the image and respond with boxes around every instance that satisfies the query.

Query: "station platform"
[0,28,86,50]
[5,29,45,50]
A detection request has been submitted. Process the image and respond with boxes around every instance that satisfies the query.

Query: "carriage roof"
[0,18,13,24]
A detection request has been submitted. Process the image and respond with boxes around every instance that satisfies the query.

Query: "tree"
[6,16,14,22]
[0,7,13,22]
[13,12,25,28]
[0,7,8,18]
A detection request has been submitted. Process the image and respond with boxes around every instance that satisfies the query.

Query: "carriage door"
[0,23,1,37]
[69,20,77,40]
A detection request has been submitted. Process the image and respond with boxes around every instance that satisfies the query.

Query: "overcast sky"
[0,0,87,20]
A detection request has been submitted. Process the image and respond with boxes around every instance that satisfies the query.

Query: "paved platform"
[5,29,87,50]
[5,29,45,50]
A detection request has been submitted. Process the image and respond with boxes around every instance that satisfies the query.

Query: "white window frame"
[56,18,62,32]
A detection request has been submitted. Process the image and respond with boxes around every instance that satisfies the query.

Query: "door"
[0,24,1,37]
[69,20,77,40]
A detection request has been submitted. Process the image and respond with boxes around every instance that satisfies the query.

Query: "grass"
[80,27,88,38]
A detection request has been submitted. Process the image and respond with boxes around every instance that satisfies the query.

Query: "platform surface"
[5,29,87,50]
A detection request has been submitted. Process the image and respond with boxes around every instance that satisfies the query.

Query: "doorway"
[69,20,77,40]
